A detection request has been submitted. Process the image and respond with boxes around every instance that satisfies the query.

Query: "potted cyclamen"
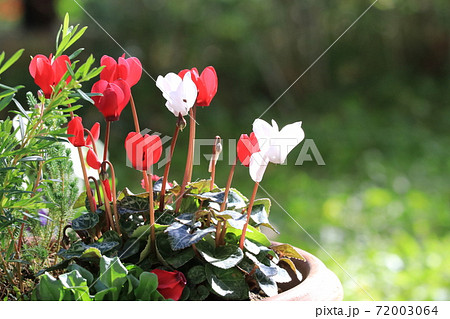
[0,15,343,301]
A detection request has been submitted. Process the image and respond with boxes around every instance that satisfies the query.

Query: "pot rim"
[263,243,344,301]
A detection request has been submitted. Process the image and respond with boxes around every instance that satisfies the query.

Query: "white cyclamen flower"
[156,71,197,117]
[249,119,305,182]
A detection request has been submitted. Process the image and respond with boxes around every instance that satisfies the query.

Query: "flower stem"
[103,121,111,162]
[209,136,221,190]
[176,106,196,213]
[220,156,238,212]
[216,156,238,246]
[130,94,150,187]
[77,147,96,213]
[103,161,121,236]
[129,94,141,133]
[146,172,156,252]
[239,181,259,249]
[159,124,180,211]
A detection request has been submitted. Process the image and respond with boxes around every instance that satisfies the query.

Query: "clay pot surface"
[264,244,344,301]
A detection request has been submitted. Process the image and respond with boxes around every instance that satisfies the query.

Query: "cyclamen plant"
[1,15,307,301]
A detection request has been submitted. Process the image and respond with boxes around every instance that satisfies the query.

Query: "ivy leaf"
[166,222,215,250]
[205,264,249,300]
[196,241,244,269]
[271,244,306,261]
[71,212,99,231]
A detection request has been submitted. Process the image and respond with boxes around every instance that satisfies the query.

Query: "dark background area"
[1,0,449,300]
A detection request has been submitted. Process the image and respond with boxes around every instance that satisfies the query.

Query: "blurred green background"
[1,0,449,300]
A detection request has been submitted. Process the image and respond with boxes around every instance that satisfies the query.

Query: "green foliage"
[34,256,166,301]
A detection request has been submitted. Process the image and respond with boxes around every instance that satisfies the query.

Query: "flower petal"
[67,117,85,147]
[124,57,142,87]
[86,122,100,146]
[249,152,269,183]
[86,148,102,170]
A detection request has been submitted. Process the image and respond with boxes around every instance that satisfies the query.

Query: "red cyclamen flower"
[91,79,131,121]
[237,132,260,167]
[125,132,163,171]
[29,54,71,98]
[67,117,100,147]
[100,54,142,88]
[151,269,186,301]
[178,67,218,107]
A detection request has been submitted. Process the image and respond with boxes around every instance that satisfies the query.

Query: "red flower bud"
[151,269,186,301]
[178,66,218,107]
[100,54,142,88]
[29,54,71,98]
[237,132,260,167]
[125,132,162,171]
[91,79,131,121]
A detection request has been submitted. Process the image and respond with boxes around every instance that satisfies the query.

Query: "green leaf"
[0,93,14,113]
[134,272,159,301]
[0,49,24,74]
[250,204,278,233]
[155,233,195,268]
[196,241,244,269]
[205,264,249,300]
[75,89,94,104]
[254,269,278,297]
[166,222,216,250]
[68,47,84,60]
[71,212,99,231]
[98,256,128,300]
[94,287,116,301]
[99,230,122,245]
[190,284,210,301]
[37,272,65,301]
[80,247,102,260]
[227,224,271,247]
[271,244,306,261]
[35,259,72,277]
[59,270,91,301]
[12,98,30,120]
[19,156,44,162]
[118,195,149,215]
[187,265,206,285]
[118,239,141,260]
[66,264,94,286]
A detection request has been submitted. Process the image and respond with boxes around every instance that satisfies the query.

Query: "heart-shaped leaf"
[166,222,215,250]
[71,212,99,231]
[196,241,244,269]
[205,264,248,300]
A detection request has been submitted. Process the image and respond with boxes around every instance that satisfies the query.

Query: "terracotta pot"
[264,244,344,301]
